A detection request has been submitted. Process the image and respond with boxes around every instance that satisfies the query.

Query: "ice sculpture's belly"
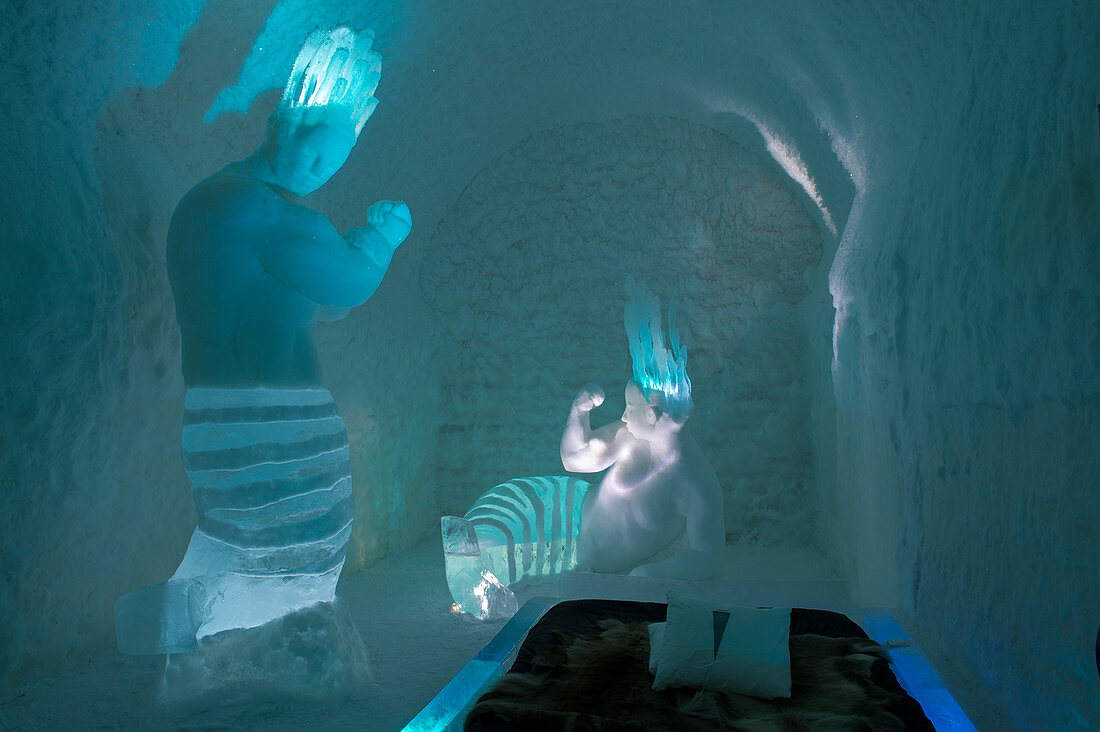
[173,387,354,635]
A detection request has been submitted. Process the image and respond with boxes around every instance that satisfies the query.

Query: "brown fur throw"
[465,620,913,731]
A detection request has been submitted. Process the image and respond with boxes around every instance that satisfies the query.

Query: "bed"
[463,598,936,731]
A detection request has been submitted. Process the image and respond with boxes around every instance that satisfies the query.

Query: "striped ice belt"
[465,476,591,585]
[181,387,354,577]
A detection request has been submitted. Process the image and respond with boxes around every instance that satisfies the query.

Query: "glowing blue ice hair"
[624,280,693,419]
[278,26,382,138]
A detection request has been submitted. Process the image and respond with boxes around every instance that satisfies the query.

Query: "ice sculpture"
[442,477,591,619]
[567,282,724,579]
[443,283,724,618]
[115,26,411,655]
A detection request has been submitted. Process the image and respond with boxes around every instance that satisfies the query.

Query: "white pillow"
[647,621,666,675]
[649,592,792,699]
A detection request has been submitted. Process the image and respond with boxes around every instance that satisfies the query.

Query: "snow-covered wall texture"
[2,0,1097,727]
[0,0,206,692]
[825,5,1100,728]
[421,116,823,546]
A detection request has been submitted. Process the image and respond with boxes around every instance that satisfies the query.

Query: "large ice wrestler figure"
[443,284,725,619]
[115,26,411,654]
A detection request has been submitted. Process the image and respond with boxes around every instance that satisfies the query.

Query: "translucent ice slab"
[441,515,517,620]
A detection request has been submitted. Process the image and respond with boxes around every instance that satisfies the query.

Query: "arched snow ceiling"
[202,0,861,248]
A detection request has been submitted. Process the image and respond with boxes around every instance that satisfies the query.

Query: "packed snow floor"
[0,538,1008,730]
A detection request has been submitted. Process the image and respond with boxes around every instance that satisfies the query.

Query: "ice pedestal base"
[115,564,344,655]
[115,578,207,655]
[159,599,368,704]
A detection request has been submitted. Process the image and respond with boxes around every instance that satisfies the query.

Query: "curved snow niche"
[423,115,835,551]
[199,0,860,565]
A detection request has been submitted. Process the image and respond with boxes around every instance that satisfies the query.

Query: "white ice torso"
[576,430,691,574]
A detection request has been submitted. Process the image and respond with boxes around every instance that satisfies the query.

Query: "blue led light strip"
[402,597,555,732]
[862,614,979,731]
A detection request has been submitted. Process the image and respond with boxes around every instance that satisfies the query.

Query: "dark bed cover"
[466,598,935,731]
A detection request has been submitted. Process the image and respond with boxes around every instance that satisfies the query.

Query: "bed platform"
[403,598,976,731]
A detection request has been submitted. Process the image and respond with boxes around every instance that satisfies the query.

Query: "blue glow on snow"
[206,0,408,124]
[279,26,381,136]
[863,614,979,731]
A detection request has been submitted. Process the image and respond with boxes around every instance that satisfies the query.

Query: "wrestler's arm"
[255,197,409,309]
[561,384,629,473]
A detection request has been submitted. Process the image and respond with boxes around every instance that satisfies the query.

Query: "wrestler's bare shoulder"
[173,170,282,225]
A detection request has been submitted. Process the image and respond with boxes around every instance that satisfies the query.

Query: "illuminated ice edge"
[401,597,555,732]
[405,605,978,731]
[862,614,979,731]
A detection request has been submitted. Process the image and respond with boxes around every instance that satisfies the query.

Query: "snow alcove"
[0,1,1097,730]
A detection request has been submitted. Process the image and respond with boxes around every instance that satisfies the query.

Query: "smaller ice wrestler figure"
[115,26,411,654]
[564,284,725,580]
[442,283,725,619]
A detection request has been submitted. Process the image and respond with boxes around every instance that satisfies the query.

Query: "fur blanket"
[465,620,920,731]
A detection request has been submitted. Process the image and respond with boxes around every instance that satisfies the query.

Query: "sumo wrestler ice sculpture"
[443,283,725,619]
[115,26,411,654]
